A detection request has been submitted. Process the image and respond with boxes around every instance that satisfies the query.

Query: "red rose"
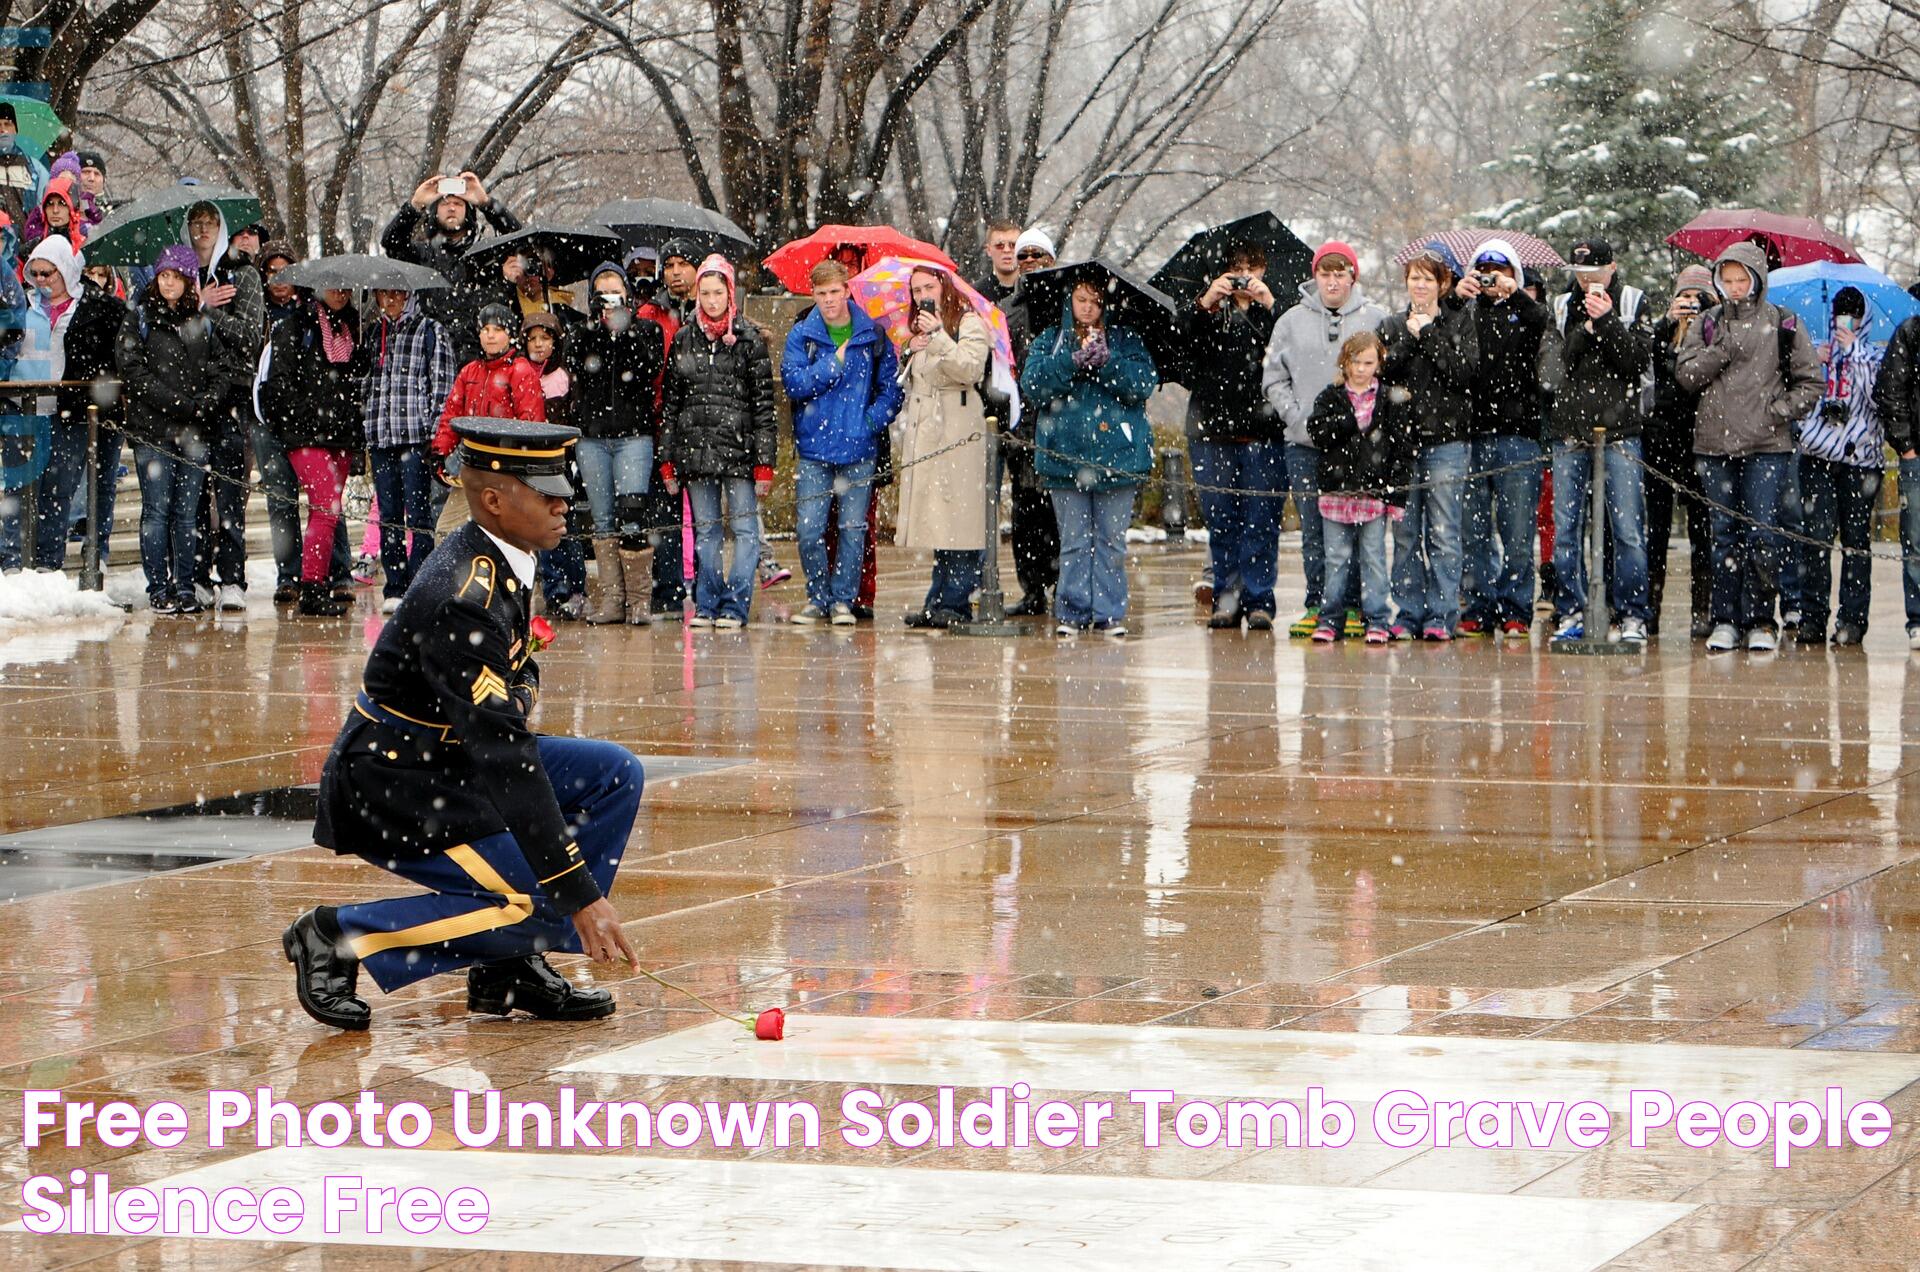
[528,615,556,653]
[754,1007,785,1041]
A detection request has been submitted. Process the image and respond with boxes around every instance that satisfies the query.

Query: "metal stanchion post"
[1554,425,1631,655]
[953,421,1024,636]
[1160,448,1190,534]
[80,404,102,591]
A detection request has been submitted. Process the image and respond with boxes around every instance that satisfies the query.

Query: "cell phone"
[1587,283,1605,297]
[917,299,938,315]
[1835,315,1857,332]
[436,177,466,198]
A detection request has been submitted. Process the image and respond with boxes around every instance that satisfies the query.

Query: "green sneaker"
[1343,608,1364,637]
[1288,607,1320,638]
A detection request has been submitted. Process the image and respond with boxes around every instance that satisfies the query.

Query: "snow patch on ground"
[0,570,127,627]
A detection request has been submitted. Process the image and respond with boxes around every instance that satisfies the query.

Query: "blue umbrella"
[1766,261,1920,345]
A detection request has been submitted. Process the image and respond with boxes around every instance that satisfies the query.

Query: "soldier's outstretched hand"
[572,898,638,966]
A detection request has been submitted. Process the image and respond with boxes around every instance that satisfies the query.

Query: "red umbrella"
[764,224,958,294]
[1391,229,1566,270]
[1666,209,1863,269]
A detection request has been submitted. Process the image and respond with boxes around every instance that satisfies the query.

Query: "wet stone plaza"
[5,545,1920,1271]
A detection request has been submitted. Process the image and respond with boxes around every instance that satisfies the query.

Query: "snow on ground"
[0,569,127,627]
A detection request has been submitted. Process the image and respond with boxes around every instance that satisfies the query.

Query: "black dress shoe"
[468,954,615,1020]
[282,910,371,1031]
[851,602,874,622]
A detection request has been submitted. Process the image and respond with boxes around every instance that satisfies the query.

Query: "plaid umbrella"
[850,255,1020,430]
[1391,229,1567,270]
[765,224,958,294]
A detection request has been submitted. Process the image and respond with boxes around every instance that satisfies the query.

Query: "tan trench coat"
[892,312,991,550]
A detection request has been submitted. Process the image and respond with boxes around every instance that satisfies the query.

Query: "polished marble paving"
[4,544,1920,1270]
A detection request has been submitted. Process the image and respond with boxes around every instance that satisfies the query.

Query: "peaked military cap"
[450,417,580,498]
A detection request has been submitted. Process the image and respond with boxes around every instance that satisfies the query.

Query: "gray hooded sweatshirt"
[1261,279,1389,447]
[1674,240,1822,457]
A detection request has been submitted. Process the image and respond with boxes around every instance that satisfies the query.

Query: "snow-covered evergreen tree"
[1482,1,1785,286]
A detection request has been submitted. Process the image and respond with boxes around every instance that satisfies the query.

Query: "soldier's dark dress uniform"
[285,419,643,1029]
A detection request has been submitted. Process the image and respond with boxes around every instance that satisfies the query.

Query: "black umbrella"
[1020,257,1184,384]
[590,198,754,261]
[462,222,625,284]
[273,254,447,292]
[1149,210,1314,308]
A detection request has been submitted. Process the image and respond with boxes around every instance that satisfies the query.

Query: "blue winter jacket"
[1020,297,1159,492]
[780,305,904,464]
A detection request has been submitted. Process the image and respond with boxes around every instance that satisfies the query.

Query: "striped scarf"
[316,303,354,364]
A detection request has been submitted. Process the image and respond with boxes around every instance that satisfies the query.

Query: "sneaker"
[791,604,825,625]
[850,603,874,622]
[1705,622,1739,652]
[174,595,205,615]
[1343,608,1364,637]
[1389,623,1413,641]
[1781,609,1802,631]
[1246,610,1274,632]
[148,594,177,615]
[1311,623,1337,643]
[1207,609,1241,630]
[216,584,245,612]
[1552,613,1584,642]
[1692,617,1714,640]
[1908,626,1920,651]
[1192,576,1214,608]
[193,584,215,608]
[272,583,299,605]
[759,559,791,590]
[1794,626,1826,647]
[1008,592,1048,617]
[1094,619,1127,638]
[351,554,379,585]
[1364,627,1390,645]
[1748,626,1777,652]
[1456,617,1488,637]
[688,613,715,628]
[1832,623,1864,647]
[1617,616,1647,644]
[556,594,588,622]
[1288,607,1320,638]
[1422,624,1453,642]
[380,596,401,615]
[1500,619,1529,637]
[1054,622,1077,637]
[829,602,856,626]
[714,615,744,630]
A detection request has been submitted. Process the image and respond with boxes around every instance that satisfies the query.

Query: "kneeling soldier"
[284,417,642,1030]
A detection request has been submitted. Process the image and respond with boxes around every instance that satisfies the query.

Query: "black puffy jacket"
[259,303,366,451]
[115,294,242,446]
[1307,381,1416,504]
[1465,291,1547,439]
[1379,303,1478,447]
[661,317,778,479]
[567,310,666,440]
[57,286,126,430]
[1179,298,1282,443]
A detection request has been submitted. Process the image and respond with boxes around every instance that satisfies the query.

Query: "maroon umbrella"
[1666,209,1863,269]
[1390,229,1566,270]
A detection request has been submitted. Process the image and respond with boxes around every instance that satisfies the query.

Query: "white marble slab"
[9,1146,1694,1270]
[560,1015,1920,1108]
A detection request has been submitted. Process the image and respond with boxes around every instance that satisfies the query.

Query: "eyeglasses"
[26,267,57,280]
[1016,251,1052,262]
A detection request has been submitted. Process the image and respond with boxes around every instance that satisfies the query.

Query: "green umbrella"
[0,95,65,157]
[82,185,263,266]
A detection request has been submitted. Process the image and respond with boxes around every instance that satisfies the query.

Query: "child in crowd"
[1307,331,1412,643]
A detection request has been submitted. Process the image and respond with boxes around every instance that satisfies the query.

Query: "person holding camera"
[1181,245,1282,630]
[1675,242,1823,652]
[381,172,521,367]
[896,266,994,628]
[1792,286,1885,647]
[1647,264,1716,638]
[1538,239,1654,644]
[1380,248,1479,640]
[1455,241,1548,637]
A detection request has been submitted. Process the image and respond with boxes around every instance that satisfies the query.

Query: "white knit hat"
[1013,227,1057,259]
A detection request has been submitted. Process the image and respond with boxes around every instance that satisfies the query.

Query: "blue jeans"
[1777,457,1804,616]
[370,445,436,599]
[686,476,758,620]
[1323,513,1392,630]
[335,735,641,993]
[794,457,873,608]
[135,439,207,602]
[922,549,982,616]
[1050,485,1135,624]
[1552,437,1650,622]
[576,435,654,536]
[1283,442,1330,609]
[1463,435,1543,624]
[541,536,586,605]
[1391,440,1469,630]
[1797,455,1878,632]
[0,420,85,571]
[1901,458,1920,631]
[1192,439,1283,616]
[70,427,125,564]
[1695,452,1790,631]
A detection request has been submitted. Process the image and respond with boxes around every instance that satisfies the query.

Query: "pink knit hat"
[1312,241,1360,276]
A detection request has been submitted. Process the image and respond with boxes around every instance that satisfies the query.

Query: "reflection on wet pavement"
[3,547,1920,1269]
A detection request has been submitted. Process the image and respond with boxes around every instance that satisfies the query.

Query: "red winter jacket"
[432,352,546,455]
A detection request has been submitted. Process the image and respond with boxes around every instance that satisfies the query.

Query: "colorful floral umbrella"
[765,224,958,294]
[849,255,1020,430]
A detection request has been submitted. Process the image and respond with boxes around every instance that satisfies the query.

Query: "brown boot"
[618,546,652,625]
[586,538,625,624]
